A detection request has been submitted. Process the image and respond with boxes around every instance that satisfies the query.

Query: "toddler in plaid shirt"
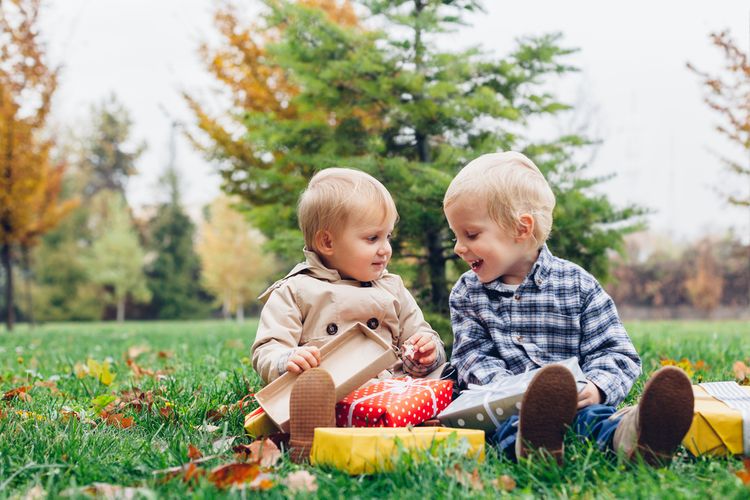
[443,151,694,465]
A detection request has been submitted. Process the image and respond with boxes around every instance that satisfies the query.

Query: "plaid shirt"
[449,245,641,406]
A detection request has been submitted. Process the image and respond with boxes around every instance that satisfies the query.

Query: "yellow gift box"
[310,427,485,475]
[682,384,750,456]
[243,407,280,438]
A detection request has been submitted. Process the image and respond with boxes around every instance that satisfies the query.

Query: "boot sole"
[288,368,336,464]
[518,364,578,463]
[637,366,694,466]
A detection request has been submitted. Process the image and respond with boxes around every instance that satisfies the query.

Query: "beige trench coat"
[252,249,446,383]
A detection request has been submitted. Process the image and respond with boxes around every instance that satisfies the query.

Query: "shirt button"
[535,278,543,286]
[326,323,338,335]
[366,318,379,329]
[514,295,521,301]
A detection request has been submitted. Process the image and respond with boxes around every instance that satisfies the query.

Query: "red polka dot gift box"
[336,377,453,428]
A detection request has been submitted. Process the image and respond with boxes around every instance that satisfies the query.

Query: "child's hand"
[577,380,603,409]
[405,333,437,366]
[286,346,321,374]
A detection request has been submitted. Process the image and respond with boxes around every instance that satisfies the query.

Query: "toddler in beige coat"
[252,168,446,383]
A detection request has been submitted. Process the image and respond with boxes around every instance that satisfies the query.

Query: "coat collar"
[258,247,387,303]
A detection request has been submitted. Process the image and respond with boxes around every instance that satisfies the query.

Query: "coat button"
[326,323,338,335]
[366,318,379,329]
[360,281,373,288]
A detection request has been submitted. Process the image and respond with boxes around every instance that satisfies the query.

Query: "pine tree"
[145,166,209,319]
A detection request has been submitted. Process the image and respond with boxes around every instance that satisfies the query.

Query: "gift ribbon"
[345,377,440,427]
[699,381,750,455]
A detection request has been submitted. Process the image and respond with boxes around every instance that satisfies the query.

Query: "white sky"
[42,0,750,242]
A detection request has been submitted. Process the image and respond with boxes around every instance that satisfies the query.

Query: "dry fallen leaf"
[99,411,134,429]
[233,439,282,467]
[157,350,173,359]
[126,345,150,360]
[195,423,221,433]
[188,444,203,460]
[65,482,153,499]
[736,457,750,485]
[18,484,46,500]
[282,470,317,493]
[491,474,517,492]
[212,436,237,454]
[446,464,484,490]
[3,385,32,402]
[34,380,60,395]
[733,361,750,385]
[208,463,263,489]
[159,405,174,419]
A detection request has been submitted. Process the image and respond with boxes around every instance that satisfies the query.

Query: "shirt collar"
[481,244,553,293]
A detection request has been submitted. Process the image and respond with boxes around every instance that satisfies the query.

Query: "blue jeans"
[491,404,622,460]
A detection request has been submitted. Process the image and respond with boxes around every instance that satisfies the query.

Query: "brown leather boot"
[288,368,336,464]
[611,366,694,466]
[516,364,578,464]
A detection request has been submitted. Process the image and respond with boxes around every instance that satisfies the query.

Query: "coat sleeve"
[394,276,446,377]
[251,283,304,383]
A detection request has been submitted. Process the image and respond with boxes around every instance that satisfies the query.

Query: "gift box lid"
[255,322,398,432]
[438,357,587,421]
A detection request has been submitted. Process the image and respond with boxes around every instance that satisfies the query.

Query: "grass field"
[1,320,749,498]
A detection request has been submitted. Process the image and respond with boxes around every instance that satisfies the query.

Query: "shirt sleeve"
[579,278,642,406]
[251,283,304,383]
[394,276,447,377]
[449,278,513,388]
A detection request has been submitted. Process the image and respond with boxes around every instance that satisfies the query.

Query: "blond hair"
[298,168,398,251]
[444,152,556,245]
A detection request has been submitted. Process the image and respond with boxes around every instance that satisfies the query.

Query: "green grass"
[1,320,749,498]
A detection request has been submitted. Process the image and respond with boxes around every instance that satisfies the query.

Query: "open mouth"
[470,259,483,271]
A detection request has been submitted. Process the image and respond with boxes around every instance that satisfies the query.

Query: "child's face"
[445,196,534,284]
[323,213,394,282]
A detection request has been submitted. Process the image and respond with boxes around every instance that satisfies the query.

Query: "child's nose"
[454,240,466,255]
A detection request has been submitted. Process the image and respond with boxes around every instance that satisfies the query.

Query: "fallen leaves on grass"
[75,359,116,385]
[206,394,254,422]
[34,380,61,395]
[232,439,282,467]
[446,464,483,490]
[491,474,517,492]
[282,470,318,493]
[659,358,708,379]
[208,463,274,490]
[99,411,134,429]
[2,385,32,402]
[736,457,750,485]
[188,444,203,460]
[733,361,750,385]
[61,482,154,499]
[125,358,170,380]
[212,436,237,454]
[126,345,150,360]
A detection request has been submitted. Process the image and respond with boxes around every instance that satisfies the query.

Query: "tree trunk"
[116,296,125,323]
[425,228,449,313]
[222,297,231,320]
[2,243,14,331]
[21,246,34,327]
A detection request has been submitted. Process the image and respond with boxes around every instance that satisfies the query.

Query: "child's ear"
[314,230,335,256]
[515,214,535,242]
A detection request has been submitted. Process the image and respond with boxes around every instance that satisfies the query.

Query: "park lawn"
[0,320,749,498]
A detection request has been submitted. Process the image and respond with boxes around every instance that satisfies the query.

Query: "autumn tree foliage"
[0,0,76,330]
[196,196,276,322]
[688,30,750,208]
